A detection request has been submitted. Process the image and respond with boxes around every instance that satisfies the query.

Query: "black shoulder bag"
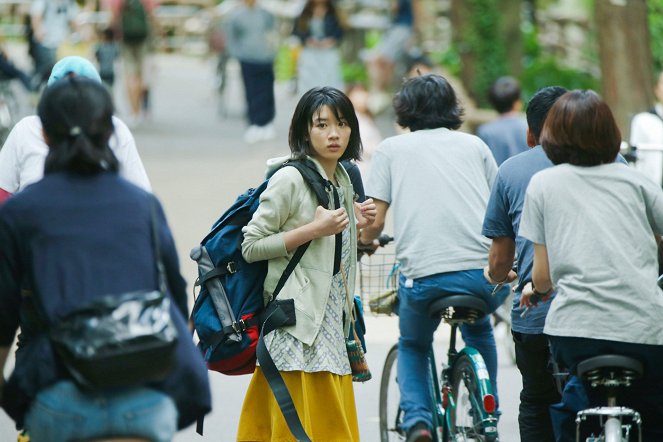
[49,202,179,390]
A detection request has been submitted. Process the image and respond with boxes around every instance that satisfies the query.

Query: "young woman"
[519,90,663,441]
[0,77,210,441]
[237,86,376,441]
[292,0,345,94]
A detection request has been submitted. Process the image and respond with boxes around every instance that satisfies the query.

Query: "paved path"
[1,51,522,442]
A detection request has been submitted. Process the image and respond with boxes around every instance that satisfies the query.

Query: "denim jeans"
[397,269,510,432]
[512,332,560,442]
[24,380,178,442]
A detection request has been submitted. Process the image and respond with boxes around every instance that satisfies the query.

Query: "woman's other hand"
[355,198,377,229]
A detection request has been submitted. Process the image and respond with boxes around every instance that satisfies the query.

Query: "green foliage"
[520,57,599,100]
[341,62,368,86]
[454,0,508,107]
[519,20,598,102]
[434,46,462,78]
[649,0,663,74]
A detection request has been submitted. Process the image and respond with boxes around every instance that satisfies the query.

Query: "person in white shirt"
[0,56,151,203]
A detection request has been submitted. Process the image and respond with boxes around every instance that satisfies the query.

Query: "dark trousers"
[239,60,275,127]
[32,42,56,86]
[512,332,560,442]
[549,335,663,442]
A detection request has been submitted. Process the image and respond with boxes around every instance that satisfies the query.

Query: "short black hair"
[541,90,621,166]
[525,86,568,143]
[40,76,117,175]
[488,76,521,114]
[289,86,362,161]
[393,74,463,131]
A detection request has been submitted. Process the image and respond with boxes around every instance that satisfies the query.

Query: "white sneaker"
[244,125,261,144]
[259,123,276,141]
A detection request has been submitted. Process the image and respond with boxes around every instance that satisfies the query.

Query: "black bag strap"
[285,159,332,209]
[149,199,168,295]
[257,300,311,442]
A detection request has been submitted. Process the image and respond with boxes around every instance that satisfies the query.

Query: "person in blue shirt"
[481,86,568,442]
[477,76,529,165]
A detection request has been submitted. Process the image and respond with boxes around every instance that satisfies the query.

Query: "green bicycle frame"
[429,346,499,441]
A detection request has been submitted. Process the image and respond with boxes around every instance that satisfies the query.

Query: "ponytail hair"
[40,76,118,175]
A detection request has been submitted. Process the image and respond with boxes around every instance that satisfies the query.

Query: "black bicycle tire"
[379,343,403,442]
[449,353,497,442]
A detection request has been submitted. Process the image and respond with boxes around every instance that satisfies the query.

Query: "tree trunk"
[595,0,653,138]
[501,0,523,77]
[449,0,511,107]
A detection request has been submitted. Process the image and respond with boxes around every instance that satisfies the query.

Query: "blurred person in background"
[346,83,382,175]
[29,0,79,88]
[0,56,151,204]
[224,0,278,144]
[365,0,416,114]
[292,0,345,95]
[477,76,528,166]
[109,0,158,127]
[94,27,119,91]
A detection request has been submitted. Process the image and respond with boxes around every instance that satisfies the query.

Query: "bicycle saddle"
[428,294,489,323]
[577,354,643,388]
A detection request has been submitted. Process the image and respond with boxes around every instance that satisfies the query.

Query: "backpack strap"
[257,298,310,442]
[284,159,331,209]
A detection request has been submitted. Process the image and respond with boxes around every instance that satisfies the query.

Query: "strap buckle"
[226,262,238,274]
[231,319,246,333]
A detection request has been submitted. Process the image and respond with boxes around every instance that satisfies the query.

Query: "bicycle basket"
[358,252,399,315]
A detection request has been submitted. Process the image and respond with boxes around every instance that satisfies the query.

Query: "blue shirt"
[482,146,553,333]
[477,115,528,166]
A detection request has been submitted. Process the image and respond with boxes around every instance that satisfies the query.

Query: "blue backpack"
[190,159,331,375]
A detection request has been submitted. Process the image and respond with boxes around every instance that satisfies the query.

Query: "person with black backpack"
[236,87,376,441]
[0,77,210,441]
[110,0,156,126]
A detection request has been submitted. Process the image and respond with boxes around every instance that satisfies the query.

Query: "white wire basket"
[358,252,399,315]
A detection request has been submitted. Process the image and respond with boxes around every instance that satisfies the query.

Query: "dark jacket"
[0,172,211,429]
[292,10,343,43]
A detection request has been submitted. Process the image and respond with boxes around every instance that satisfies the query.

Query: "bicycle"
[575,354,643,442]
[379,292,500,441]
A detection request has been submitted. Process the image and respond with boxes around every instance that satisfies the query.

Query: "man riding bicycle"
[362,74,510,442]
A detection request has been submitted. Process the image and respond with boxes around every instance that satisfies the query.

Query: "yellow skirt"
[236,368,360,442]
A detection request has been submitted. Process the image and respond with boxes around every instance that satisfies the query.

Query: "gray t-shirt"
[224,4,276,63]
[519,163,663,345]
[366,128,497,279]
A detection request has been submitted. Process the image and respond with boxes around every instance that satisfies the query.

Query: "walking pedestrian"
[94,27,119,90]
[0,76,211,442]
[237,86,376,441]
[365,0,417,113]
[293,0,345,95]
[29,0,78,88]
[224,0,278,144]
[0,56,151,204]
[519,89,663,442]
[477,76,529,166]
[109,0,157,126]
[629,71,663,186]
[361,74,510,442]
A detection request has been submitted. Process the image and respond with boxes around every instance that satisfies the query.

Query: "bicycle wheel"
[449,354,498,442]
[379,344,405,442]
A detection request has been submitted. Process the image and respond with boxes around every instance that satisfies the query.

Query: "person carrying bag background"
[0,76,210,442]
